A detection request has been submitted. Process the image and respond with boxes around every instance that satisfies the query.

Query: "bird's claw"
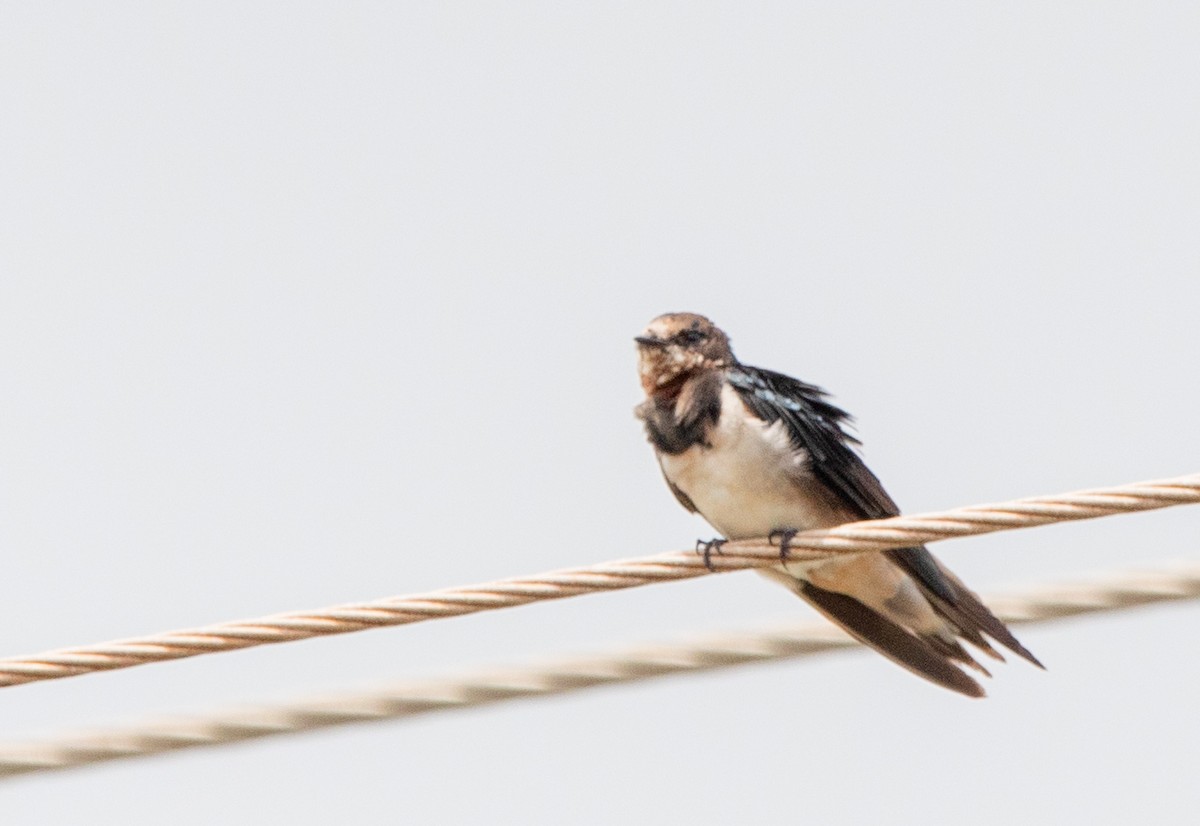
[695,537,727,572]
[769,529,798,563]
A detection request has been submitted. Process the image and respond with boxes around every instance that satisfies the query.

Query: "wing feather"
[727,364,1041,668]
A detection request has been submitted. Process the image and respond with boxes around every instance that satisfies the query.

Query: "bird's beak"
[635,335,666,349]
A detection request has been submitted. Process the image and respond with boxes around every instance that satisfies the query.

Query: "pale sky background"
[1,3,1198,823]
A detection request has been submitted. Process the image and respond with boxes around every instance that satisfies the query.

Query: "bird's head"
[635,312,734,396]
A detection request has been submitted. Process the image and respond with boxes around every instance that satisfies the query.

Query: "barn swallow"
[634,312,1041,696]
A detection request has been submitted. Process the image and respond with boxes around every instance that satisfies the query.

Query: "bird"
[633,312,1041,697]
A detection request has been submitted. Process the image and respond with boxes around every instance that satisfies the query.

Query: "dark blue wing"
[726,365,900,519]
[726,365,954,599]
[727,364,1042,667]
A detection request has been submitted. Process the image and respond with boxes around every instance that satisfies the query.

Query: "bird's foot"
[695,537,728,572]
[768,529,798,563]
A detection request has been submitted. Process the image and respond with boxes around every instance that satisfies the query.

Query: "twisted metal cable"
[2,559,1198,779]
[0,473,1196,690]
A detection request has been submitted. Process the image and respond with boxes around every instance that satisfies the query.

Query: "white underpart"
[658,385,832,542]
[658,385,953,637]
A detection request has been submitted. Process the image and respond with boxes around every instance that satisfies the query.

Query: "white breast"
[658,384,839,540]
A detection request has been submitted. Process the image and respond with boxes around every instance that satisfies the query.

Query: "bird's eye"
[676,329,706,345]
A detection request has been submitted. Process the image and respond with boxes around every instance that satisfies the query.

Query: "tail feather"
[925,594,1007,664]
[924,635,992,678]
[792,579,987,698]
[926,558,1045,669]
[889,546,1044,669]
